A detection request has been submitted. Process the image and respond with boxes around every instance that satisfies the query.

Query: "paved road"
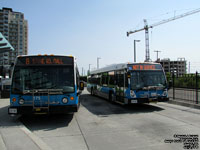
[0,90,200,150]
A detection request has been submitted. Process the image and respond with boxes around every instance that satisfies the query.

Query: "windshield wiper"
[144,85,166,90]
[23,90,31,94]
[135,86,157,92]
[134,84,166,92]
[135,87,145,92]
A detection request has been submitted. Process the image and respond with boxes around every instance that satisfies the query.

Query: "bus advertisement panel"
[8,55,84,115]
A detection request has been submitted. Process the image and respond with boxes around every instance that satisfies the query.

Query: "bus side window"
[116,70,124,87]
[102,73,108,86]
[76,68,79,89]
[125,72,128,88]
[108,71,115,86]
[97,76,100,85]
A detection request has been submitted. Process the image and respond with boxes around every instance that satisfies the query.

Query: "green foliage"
[165,72,172,83]
[172,74,200,88]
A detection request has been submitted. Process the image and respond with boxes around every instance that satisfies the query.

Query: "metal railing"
[168,72,200,104]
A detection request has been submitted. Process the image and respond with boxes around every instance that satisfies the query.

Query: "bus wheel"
[109,93,115,103]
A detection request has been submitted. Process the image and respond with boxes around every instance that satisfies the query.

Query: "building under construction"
[158,58,186,77]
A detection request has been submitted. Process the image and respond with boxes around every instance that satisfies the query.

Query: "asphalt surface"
[0,90,200,150]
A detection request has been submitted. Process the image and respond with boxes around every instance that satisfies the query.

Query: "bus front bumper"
[128,97,169,104]
[8,105,79,115]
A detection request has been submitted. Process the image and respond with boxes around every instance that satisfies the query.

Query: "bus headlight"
[162,90,168,97]
[130,90,136,98]
[19,98,25,105]
[62,97,68,103]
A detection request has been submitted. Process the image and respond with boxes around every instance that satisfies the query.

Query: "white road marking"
[20,126,52,150]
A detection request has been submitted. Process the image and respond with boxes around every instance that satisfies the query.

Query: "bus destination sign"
[128,64,162,71]
[17,56,73,66]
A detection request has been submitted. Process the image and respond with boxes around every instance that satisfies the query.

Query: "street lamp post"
[88,64,91,74]
[97,57,101,69]
[154,50,161,61]
[134,40,140,62]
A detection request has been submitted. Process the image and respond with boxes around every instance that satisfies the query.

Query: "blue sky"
[1,0,200,74]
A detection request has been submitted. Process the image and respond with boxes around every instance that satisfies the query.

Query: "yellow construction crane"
[127,8,200,62]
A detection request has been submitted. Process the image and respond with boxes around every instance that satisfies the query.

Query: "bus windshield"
[130,71,167,90]
[11,66,74,94]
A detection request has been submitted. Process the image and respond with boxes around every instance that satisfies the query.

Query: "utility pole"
[97,57,101,69]
[154,50,161,61]
[88,64,91,75]
[134,40,140,62]
[189,62,190,73]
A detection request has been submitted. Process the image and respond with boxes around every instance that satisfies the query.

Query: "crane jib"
[127,8,200,62]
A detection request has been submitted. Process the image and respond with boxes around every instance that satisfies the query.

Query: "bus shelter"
[0,32,14,98]
[0,32,14,53]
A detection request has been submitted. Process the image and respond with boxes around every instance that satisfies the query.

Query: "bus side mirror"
[79,81,84,91]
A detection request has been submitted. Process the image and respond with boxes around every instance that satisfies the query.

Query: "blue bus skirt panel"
[10,94,78,106]
[8,105,78,115]
[126,97,169,104]
[125,89,169,104]
[8,92,80,114]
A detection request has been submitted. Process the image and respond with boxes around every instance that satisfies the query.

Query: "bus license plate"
[131,100,137,103]
[149,99,157,103]
[35,108,41,112]
[9,108,17,114]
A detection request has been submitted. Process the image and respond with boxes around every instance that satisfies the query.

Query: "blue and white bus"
[8,55,84,115]
[87,63,169,104]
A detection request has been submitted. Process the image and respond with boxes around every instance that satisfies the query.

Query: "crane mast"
[144,19,150,62]
[127,8,200,62]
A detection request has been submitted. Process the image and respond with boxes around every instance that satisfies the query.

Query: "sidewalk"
[168,98,200,110]
[0,98,52,150]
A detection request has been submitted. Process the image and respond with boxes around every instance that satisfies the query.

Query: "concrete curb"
[20,126,52,150]
[0,133,6,150]
[168,99,200,110]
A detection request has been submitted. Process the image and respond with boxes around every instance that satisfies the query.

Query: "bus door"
[115,70,125,102]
